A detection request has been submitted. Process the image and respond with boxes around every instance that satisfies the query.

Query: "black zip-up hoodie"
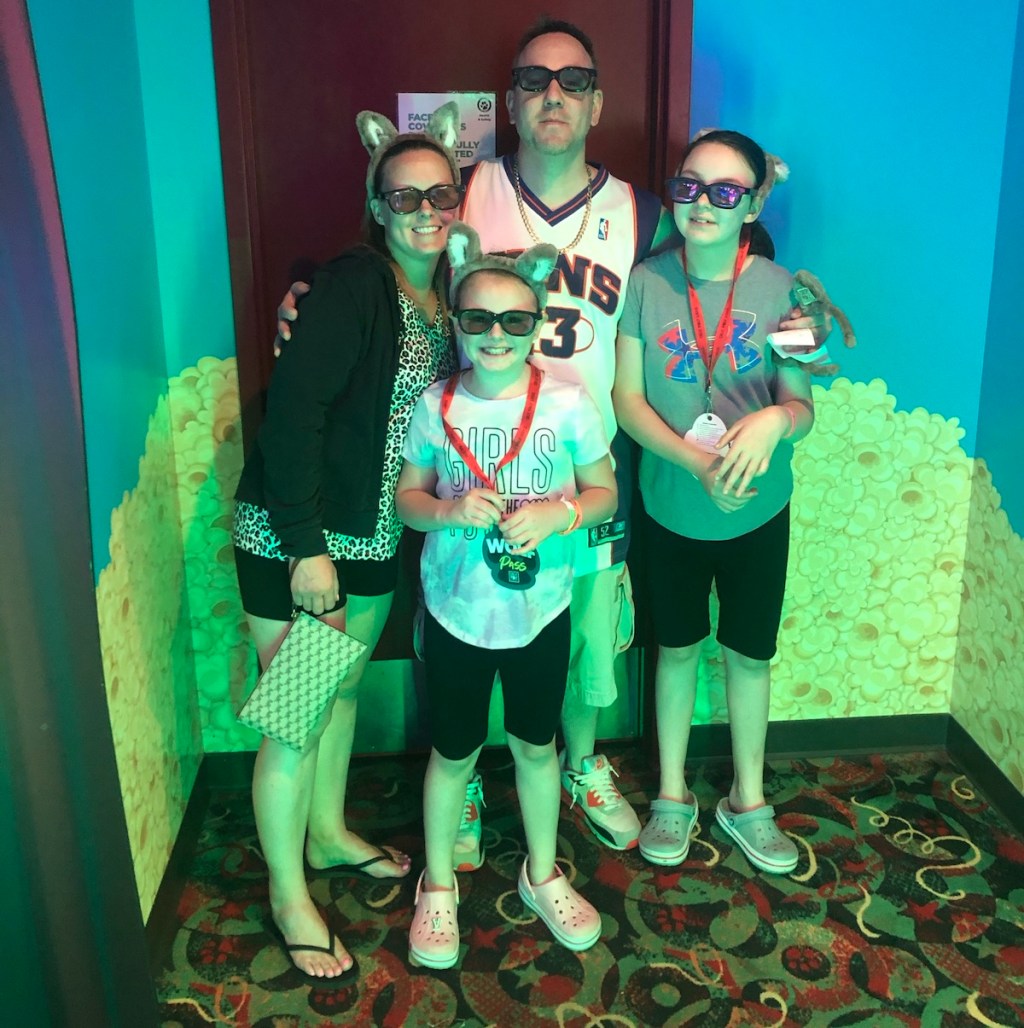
[235,246,403,557]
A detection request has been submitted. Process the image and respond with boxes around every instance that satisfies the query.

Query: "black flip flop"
[273,924,359,988]
[305,845,409,880]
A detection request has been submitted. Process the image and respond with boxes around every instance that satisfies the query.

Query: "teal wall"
[133,0,235,377]
[27,0,165,577]
[26,0,234,577]
[692,0,1019,469]
[26,0,236,914]
[977,4,1024,530]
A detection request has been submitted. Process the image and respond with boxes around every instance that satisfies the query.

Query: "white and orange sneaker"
[452,773,486,871]
[560,753,641,850]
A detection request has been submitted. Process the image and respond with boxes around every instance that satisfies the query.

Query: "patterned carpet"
[156,747,1024,1027]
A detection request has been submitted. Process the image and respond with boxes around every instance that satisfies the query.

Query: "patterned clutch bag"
[238,612,367,751]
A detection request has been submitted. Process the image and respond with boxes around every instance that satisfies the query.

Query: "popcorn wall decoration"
[95,361,1024,918]
[95,356,254,916]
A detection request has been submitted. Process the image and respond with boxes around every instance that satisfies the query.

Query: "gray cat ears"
[356,100,461,198]
[447,221,558,310]
[755,149,788,208]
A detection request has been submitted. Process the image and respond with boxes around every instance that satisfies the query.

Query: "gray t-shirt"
[619,251,797,540]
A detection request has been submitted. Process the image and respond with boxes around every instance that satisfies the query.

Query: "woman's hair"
[677,130,775,258]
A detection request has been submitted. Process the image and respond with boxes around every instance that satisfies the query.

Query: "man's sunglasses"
[511,66,598,94]
[377,183,463,215]
[453,308,543,337]
[666,177,755,210]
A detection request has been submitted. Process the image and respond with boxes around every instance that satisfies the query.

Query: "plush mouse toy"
[790,271,858,376]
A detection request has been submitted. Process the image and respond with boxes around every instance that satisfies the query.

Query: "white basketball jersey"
[461,156,661,574]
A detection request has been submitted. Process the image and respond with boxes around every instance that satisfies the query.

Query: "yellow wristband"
[559,496,583,535]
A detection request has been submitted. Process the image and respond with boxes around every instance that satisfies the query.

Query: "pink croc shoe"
[408,871,460,969]
[517,861,601,951]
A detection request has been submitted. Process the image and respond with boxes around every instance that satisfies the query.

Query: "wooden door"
[212,0,691,427]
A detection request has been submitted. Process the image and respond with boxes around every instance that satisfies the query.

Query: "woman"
[232,103,462,983]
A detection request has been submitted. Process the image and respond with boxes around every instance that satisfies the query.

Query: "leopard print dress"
[234,288,456,562]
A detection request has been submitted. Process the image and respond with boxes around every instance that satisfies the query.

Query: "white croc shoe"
[517,861,601,952]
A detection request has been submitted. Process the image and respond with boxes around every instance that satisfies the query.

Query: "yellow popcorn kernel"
[847,617,883,661]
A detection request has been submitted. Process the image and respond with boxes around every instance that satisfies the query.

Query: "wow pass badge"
[482,526,538,590]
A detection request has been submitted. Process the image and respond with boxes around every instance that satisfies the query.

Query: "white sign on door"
[397,92,497,168]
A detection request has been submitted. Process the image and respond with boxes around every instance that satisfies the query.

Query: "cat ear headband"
[356,100,462,198]
[447,221,557,309]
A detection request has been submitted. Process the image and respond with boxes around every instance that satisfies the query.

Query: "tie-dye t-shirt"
[403,370,608,648]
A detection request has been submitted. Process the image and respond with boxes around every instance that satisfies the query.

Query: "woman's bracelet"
[559,496,583,535]
[779,404,797,439]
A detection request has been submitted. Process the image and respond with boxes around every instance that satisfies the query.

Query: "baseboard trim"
[200,749,256,791]
[945,715,1024,829]
[655,713,949,762]
[766,713,949,759]
[194,713,963,782]
[145,761,211,976]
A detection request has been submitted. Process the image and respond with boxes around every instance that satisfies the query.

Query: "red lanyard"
[681,235,749,409]
[440,364,542,491]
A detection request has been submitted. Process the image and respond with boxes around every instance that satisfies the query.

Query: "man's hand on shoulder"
[274,281,311,356]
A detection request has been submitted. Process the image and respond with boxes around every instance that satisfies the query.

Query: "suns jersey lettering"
[461,156,660,447]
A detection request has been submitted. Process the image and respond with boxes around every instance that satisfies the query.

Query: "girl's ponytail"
[747,222,775,260]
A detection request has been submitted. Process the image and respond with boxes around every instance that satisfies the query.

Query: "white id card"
[684,412,728,454]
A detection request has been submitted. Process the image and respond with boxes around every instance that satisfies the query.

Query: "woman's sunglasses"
[377,183,463,215]
[666,177,754,210]
[453,308,543,337]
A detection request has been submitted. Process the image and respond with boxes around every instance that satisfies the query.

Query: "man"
[456,19,670,853]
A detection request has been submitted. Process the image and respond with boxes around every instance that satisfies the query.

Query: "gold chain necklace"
[512,159,593,254]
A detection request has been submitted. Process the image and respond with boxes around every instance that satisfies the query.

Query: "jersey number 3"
[536,306,580,359]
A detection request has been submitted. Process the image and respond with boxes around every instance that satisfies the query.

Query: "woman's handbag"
[238,612,367,751]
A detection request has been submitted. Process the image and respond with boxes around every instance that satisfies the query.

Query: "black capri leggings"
[424,607,570,760]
